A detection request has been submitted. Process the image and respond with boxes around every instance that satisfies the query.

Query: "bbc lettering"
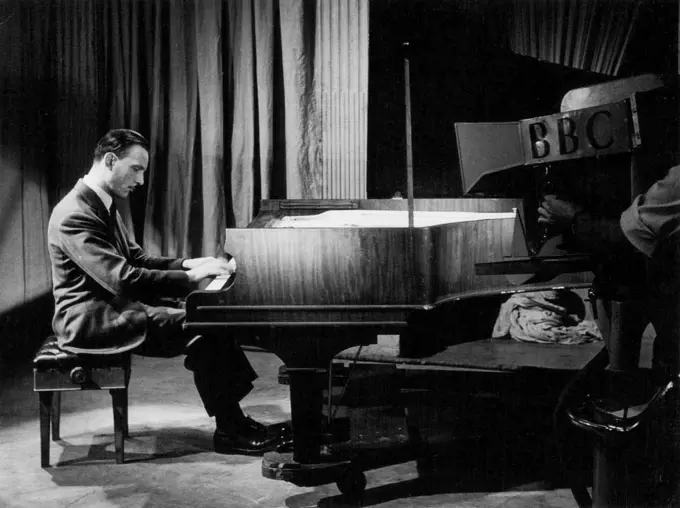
[521,101,631,164]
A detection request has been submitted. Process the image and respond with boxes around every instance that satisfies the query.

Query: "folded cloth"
[492,290,602,345]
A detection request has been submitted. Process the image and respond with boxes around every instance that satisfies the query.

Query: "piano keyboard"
[205,275,231,291]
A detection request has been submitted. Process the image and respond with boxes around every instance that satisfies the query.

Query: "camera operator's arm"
[620,166,680,259]
[570,211,635,256]
[538,194,637,257]
[540,162,680,260]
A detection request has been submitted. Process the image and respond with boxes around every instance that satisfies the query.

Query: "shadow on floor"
[45,426,256,470]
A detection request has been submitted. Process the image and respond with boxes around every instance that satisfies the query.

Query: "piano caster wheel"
[336,467,366,500]
[70,366,87,385]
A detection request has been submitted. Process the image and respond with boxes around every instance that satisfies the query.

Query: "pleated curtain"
[510,0,641,76]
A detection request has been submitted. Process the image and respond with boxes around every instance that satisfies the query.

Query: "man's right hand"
[186,258,235,283]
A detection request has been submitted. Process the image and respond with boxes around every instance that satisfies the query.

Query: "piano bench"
[32,336,131,468]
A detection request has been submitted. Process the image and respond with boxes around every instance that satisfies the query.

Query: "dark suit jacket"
[48,179,193,353]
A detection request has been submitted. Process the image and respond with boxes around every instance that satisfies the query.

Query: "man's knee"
[183,335,242,372]
[184,335,218,371]
[133,305,188,358]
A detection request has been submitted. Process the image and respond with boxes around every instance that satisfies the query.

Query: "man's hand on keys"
[186,256,237,283]
[213,256,237,275]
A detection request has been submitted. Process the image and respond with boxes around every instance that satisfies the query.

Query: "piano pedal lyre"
[277,364,352,444]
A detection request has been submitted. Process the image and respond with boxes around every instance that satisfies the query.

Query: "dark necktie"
[108,201,118,233]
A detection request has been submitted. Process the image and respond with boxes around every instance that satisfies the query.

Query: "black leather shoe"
[214,419,288,456]
[241,416,292,439]
[214,429,283,456]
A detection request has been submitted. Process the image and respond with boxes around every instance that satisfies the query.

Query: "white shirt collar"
[82,174,113,211]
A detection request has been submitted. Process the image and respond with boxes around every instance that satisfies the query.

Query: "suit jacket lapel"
[109,204,126,254]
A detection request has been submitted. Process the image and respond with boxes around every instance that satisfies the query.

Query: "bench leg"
[52,392,61,441]
[39,392,53,468]
[110,389,126,464]
[121,389,129,438]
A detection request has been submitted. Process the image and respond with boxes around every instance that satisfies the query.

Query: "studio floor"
[0,350,585,508]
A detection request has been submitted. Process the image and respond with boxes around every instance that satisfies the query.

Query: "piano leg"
[262,362,353,488]
[261,332,377,489]
[287,367,326,464]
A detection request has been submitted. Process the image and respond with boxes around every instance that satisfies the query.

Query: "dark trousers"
[134,304,258,418]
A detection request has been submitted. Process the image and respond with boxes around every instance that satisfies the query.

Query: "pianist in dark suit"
[47,128,290,455]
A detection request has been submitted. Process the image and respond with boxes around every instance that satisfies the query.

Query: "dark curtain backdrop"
[0,1,53,313]
[509,0,642,76]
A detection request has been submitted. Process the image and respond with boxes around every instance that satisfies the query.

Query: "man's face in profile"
[105,145,148,198]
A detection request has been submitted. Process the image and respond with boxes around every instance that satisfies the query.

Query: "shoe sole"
[214,443,280,456]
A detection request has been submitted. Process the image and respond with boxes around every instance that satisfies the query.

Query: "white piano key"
[205,275,230,291]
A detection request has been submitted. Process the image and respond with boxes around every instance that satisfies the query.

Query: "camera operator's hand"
[538,194,584,230]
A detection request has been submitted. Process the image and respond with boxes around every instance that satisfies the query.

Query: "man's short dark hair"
[93,129,149,162]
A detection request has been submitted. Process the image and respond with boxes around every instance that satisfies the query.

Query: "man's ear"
[104,153,117,169]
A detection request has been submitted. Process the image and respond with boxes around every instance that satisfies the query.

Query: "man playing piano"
[47,129,290,455]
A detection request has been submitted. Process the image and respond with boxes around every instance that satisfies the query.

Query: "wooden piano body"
[192,198,520,312]
[185,198,541,357]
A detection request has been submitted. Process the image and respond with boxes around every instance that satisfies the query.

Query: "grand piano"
[183,73,673,495]
[183,196,593,489]
[185,199,519,452]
